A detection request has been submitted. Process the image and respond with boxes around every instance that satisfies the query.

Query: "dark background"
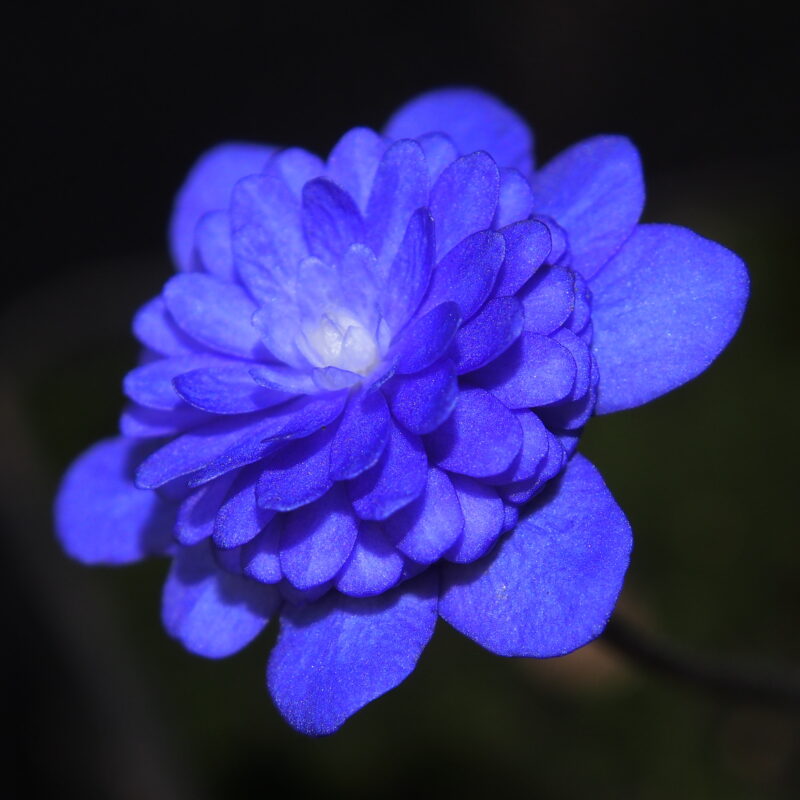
[3,1,798,798]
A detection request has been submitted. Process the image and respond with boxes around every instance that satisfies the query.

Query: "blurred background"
[3,1,798,797]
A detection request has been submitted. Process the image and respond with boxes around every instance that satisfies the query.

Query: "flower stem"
[602,615,800,709]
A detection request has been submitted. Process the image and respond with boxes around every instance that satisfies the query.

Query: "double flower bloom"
[56,88,749,735]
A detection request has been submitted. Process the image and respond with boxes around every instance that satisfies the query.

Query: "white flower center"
[299,308,380,375]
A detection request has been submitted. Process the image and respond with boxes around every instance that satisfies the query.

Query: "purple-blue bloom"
[55,88,749,735]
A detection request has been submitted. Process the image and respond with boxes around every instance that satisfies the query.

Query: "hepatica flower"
[56,89,749,735]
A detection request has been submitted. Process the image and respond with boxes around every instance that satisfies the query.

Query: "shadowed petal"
[330,389,391,481]
[279,486,358,590]
[268,570,438,735]
[394,301,461,375]
[349,422,428,520]
[380,208,436,331]
[162,541,279,658]
[384,467,464,563]
[335,522,404,597]
[426,387,523,477]
[385,360,458,435]
[471,332,576,409]
[56,437,174,564]
[302,178,365,263]
[444,474,505,563]
[493,219,551,298]
[257,425,337,512]
[420,229,505,320]
[454,296,523,374]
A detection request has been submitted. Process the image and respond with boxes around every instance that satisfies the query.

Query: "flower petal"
[384,87,533,173]
[163,273,263,358]
[264,147,325,197]
[327,127,387,212]
[471,332,576,409]
[453,296,523,374]
[426,387,523,477]
[241,516,283,584]
[430,152,500,258]
[440,453,632,656]
[493,219,551,298]
[520,265,576,335]
[366,139,428,273]
[420,229,505,321]
[175,473,237,546]
[443,474,505,563]
[124,355,227,411]
[329,389,391,481]
[169,142,274,272]
[349,421,428,520]
[495,168,535,228]
[384,467,463,563]
[268,570,438,735]
[394,301,461,375]
[162,541,279,658]
[279,485,358,590]
[417,132,458,183]
[230,174,307,292]
[55,437,174,564]
[531,135,644,279]
[175,364,291,414]
[380,208,436,331]
[301,178,365,263]
[591,224,749,413]
[194,210,235,281]
[213,467,274,549]
[335,522,404,597]
[133,296,201,357]
[384,360,458,435]
[257,425,336,512]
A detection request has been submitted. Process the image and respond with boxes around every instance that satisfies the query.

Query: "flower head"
[55,88,749,735]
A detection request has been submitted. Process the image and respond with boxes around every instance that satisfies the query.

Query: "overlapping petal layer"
[55,87,748,736]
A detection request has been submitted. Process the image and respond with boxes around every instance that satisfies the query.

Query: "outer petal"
[440,454,632,656]
[268,570,438,735]
[531,136,644,279]
[169,142,274,272]
[55,437,173,564]
[162,541,279,658]
[591,224,749,413]
[384,87,534,173]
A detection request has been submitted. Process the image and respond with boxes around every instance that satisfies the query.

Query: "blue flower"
[55,88,749,735]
